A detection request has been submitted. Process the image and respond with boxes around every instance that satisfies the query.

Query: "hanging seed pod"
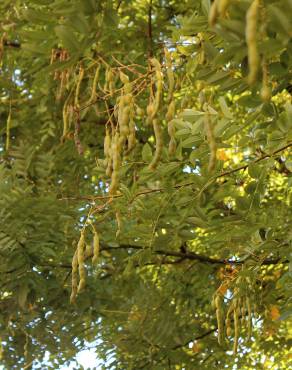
[87,64,100,104]
[150,58,163,118]
[218,0,230,17]
[167,101,176,156]
[166,100,175,122]
[104,126,113,176]
[215,295,225,345]
[70,250,78,304]
[164,48,175,102]
[77,231,86,293]
[115,210,121,238]
[119,98,130,140]
[92,230,100,264]
[247,297,252,340]
[136,106,144,117]
[209,0,220,26]
[128,118,136,151]
[74,65,84,108]
[146,102,155,125]
[233,306,240,354]
[246,0,260,85]
[260,61,271,102]
[149,119,163,170]
[120,70,129,85]
[204,110,217,172]
[226,317,232,337]
[109,131,121,195]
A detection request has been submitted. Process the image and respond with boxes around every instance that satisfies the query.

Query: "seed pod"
[115,211,121,238]
[215,294,224,345]
[260,61,271,102]
[146,103,155,124]
[225,317,231,337]
[92,230,100,264]
[104,127,111,158]
[77,231,86,293]
[149,119,163,170]
[233,307,239,355]
[218,0,230,17]
[70,250,78,304]
[166,100,175,122]
[204,111,217,172]
[88,65,100,104]
[120,71,129,85]
[74,65,84,108]
[109,132,121,195]
[209,0,220,26]
[136,106,144,117]
[246,0,260,85]
[150,58,163,118]
[128,119,136,151]
[164,48,175,102]
[247,297,252,340]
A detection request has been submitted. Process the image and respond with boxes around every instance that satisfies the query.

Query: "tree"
[0,0,291,368]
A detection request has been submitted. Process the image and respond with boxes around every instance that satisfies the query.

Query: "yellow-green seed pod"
[70,251,78,304]
[120,71,129,85]
[74,65,84,108]
[115,211,121,238]
[209,0,219,26]
[149,119,163,170]
[233,307,239,355]
[246,0,260,85]
[77,231,86,293]
[92,231,100,264]
[247,297,252,340]
[218,0,230,17]
[216,307,224,346]
[166,100,175,122]
[136,106,144,117]
[87,65,100,104]
[164,48,175,102]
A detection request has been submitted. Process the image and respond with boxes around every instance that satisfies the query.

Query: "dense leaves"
[0,0,291,369]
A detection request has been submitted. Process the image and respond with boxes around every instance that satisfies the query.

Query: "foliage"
[0,0,292,368]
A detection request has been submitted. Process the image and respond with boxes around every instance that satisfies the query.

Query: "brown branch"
[38,243,288,271]
[61,141,291,203]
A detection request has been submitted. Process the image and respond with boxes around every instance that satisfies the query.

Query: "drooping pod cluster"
[50,48,70,100]
[117,71,136,151]
[70,230,86,303]
[213,276,254,354]
[148,58,164,170]
[164,48,176,156]
[209,0,231,26]
[71,226,101,303]
[246,0,260,85]
[204,109,217,172]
